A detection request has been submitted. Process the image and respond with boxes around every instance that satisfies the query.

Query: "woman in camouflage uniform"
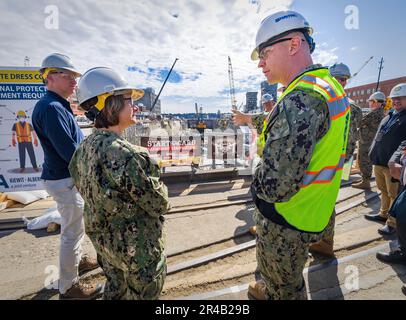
[69,67,169,300]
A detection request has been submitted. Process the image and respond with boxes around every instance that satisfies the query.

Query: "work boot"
[350,168,360,175]
[352,179,371,190]
[376,250,406,265]
[248,280,267,300]
[309,240,334,258]
[365,213,387,223]
[59,282,103,300]
[249,226,257,236]
[46,222,60,233]
[378,225,396,236]
[79,256,99,275]
[18,168,25,173]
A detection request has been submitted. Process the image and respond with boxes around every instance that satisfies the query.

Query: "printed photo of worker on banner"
[0,67,46,192]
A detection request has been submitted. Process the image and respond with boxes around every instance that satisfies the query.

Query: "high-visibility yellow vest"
[258,67,350,233]
[257,113,270,156]
[15,122,32,143]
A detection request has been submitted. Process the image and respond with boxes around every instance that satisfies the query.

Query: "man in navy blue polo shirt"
[32,53,102,300]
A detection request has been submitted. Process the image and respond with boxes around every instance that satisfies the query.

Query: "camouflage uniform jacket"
[251,65,331,204]
[359,107,385,145]
[252,113,267,134]
[69,129,169,270]
[346,99,363,161]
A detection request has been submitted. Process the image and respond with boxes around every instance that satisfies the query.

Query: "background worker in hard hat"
[375,138,406,297]
[366,83,406,236]
[248,11,350,300]
[329,63,363,164]
[70,67,169,300]
[352,91,386,190]
[309,63,362,257]
[32,53,101,300]
[232,93,276,130]
[11,110,40,173]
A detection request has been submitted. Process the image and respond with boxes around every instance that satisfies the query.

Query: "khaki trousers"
[374,165,399,228]
[43,178,85,294]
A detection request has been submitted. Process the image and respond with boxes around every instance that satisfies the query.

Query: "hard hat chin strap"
[303,32,316,54]
[95,93,113,111]
[259,29,316,54]
[84,93,112,122]
[41,68,59,80]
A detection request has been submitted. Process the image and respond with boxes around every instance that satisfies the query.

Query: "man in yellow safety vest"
[248,11,350,300]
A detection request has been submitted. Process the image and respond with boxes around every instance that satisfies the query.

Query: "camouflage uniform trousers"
[313,209,336,247]
[254,209,322,300]
[357,142,373,180]
[90,234,166,300]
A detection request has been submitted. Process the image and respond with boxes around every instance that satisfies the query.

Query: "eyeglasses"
[258,38,306,60]
[336,77,349,83]
[49,71,78,80]
[123,97,134,105]
[259,47,274,61]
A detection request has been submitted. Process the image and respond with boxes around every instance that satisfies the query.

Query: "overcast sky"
[1,0,405,113]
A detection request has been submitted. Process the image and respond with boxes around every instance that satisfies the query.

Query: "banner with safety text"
[0,67,46,192]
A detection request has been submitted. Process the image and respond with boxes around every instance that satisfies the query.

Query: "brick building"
[346,76,406,108]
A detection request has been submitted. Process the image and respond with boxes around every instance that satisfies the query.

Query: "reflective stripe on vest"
[299,75,350,120]
[301,154,346,188]
[261,67,350,233]
[15,122,32,143]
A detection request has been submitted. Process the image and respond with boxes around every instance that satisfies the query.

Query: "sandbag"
[4,190,49,205]
[23,206,61,230]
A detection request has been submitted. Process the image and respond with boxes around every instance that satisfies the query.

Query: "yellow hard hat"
[17,110,27,117]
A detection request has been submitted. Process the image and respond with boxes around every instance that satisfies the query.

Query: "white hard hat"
[389,83,406,99]
[77,67,144,105]
[40,53,82,77]
[251,10,314,60]
[329,63,351,79]
[368,91,386,102]
[77,67,144,121]
[262,93,275,103]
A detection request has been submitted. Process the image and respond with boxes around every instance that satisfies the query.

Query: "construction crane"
[151,58,178,113]
[195,102,199,116]
[348,56,374,83]
[228,56,237,110]
[195,103,206,131]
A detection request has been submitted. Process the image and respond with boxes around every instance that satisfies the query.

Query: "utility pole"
[376,57,384,91]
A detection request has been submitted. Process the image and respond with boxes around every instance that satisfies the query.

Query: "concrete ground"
[1,176,403,300]
[201,242,406,300]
